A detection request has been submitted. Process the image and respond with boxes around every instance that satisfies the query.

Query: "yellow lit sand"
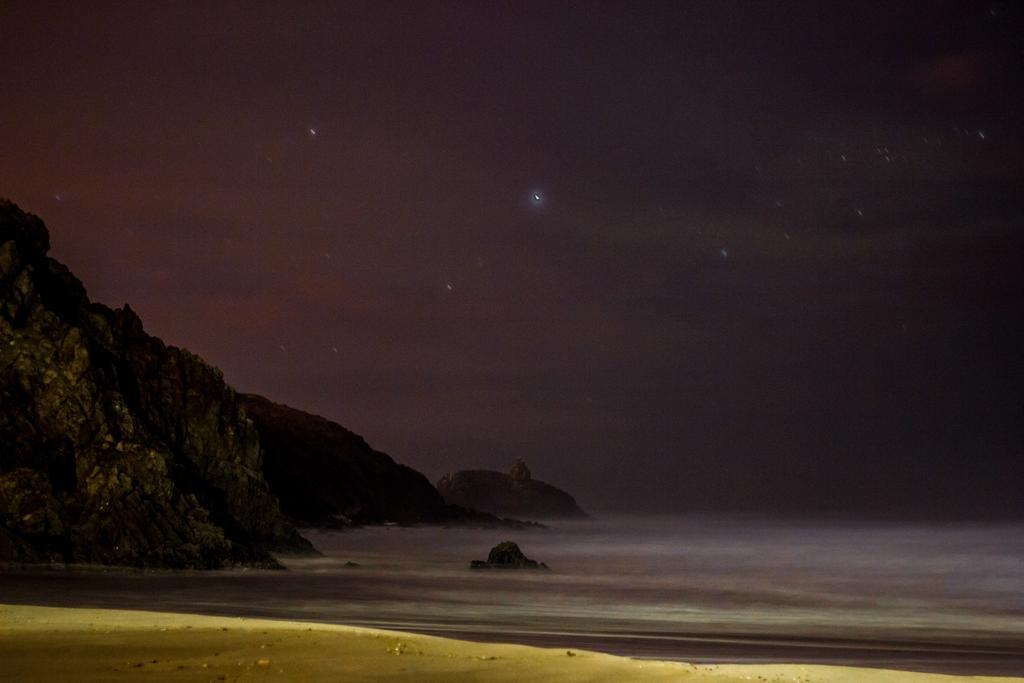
[0,604,1020,682]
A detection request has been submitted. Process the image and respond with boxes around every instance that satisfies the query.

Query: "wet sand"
[2,604,1021,683]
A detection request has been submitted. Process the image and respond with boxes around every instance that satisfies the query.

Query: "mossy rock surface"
[0,200,312,568]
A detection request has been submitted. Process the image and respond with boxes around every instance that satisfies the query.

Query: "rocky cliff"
[0,200,312,568]
[437,459,588,519]
[241,394,451,525]
[240,394,538,528]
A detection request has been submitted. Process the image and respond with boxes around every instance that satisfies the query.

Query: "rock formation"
[437,459,587,519]
[241,394,451,526]
[470,540,548,569]
[240,394,541,529]
[0,200,312,568]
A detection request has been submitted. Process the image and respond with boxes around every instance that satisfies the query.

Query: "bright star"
[308,127,318,137]
[529,190,544,206]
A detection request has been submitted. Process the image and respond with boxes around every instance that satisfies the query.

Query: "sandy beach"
[1,604,1020,683]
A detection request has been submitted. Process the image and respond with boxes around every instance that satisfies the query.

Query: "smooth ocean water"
[3,516,1023,674]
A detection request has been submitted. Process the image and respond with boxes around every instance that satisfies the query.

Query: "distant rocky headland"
[438,460,588,519]
[240,394,534,529]
[0,200,531,569]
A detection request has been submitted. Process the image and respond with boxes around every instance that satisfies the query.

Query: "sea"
[3,515,1023,675]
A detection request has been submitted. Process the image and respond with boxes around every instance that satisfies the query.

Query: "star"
[719,247,729,259]
[445,282,453,292]
[308,127,318,137]
[529,190,544,206]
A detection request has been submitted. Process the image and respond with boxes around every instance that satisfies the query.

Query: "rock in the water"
[0,200,313,568]
[470,541,548,570]
[438,459,587,519]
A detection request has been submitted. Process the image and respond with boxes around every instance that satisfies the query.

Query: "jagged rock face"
[240,394,452,526]
[437,461,588,520]
[0,200,312,568]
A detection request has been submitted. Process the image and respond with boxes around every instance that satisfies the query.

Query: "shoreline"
[3,558,1022,677]
[1,604,1021,682]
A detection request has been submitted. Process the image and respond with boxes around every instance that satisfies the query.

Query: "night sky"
[2,2,1021,515]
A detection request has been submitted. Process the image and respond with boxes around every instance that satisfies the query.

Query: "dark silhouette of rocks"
[241,394,451,526]
[0,200,312,568]
[239,394,542,529]
[438,459,588,519]
[470,540,548,569]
